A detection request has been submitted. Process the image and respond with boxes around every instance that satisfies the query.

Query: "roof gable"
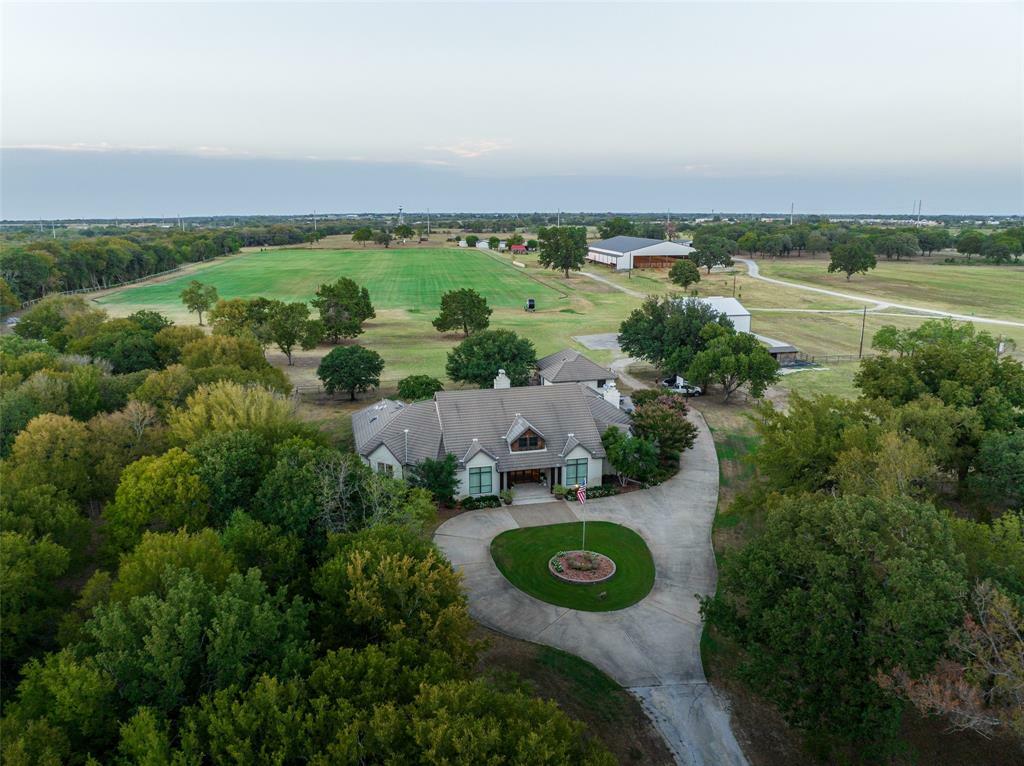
[536,348,617,383]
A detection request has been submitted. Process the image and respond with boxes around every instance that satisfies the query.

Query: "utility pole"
[858,306,867,358]
[427,208,431,236]
[313,210,317,232]
[790,202,794,226]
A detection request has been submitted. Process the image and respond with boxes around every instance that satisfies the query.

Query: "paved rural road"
[434,412,749,766]
[736,257,1024,328]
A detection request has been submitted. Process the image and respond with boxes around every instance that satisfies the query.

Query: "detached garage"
[587,235,695,271]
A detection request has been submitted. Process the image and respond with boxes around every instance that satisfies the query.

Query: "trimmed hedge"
[460,494,501,510]
[553,484,621,501]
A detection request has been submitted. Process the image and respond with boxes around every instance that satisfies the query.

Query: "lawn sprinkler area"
[490,521,654,612]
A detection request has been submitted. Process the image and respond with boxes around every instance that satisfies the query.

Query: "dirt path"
[579,269,648,299]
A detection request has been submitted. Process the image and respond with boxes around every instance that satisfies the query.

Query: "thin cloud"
[425,140,505,159]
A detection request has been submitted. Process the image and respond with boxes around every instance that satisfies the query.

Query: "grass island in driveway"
[490,521,655,612]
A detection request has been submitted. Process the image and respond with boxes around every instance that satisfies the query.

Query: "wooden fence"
[796,352,877,364]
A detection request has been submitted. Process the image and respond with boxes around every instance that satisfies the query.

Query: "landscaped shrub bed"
[551,484,621,501]
[460,494,501,510]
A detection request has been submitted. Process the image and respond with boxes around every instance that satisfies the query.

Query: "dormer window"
[512,429,545,451]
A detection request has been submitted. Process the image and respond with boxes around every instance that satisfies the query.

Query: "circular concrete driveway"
[434,411,748,766]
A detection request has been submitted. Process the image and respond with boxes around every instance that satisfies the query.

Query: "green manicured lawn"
[490,521,655,612]
[97,247,565,316]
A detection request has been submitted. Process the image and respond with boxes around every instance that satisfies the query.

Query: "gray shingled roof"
[351,399,407,451]
[588,235,695,254]
[354,383,631,472]
[358,400,443,465]
[585,388,632,434]
[435,384,616,471]
[536,348,617,384]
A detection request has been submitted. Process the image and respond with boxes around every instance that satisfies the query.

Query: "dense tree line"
[701,318,1024,756]
[0,303,616,764]
[0,230,245,303]
[689,220,1024,265]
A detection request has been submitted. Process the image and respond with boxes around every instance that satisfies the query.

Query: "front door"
[507,469,543,485]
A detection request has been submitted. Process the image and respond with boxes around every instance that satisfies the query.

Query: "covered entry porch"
[499,467,561,494]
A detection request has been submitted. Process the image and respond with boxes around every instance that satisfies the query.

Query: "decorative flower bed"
[548,550,616,584]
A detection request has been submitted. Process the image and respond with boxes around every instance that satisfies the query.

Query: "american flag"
[576,480,586,504]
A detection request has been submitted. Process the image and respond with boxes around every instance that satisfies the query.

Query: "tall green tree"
[630,396,698,460]
[445,329,537,387]
[618,296,734,374]
[351,227,374,247]
[311,277,375,342]
[431,288,492,336]
[956,229,986,260]
[397,374,444,401]
[317,344,385,400]
[828,239,877,280]
[692,237,736,274]
[687,325,779,401]
[597,216,636,238]
[179,280,219,326]
[406,454,459,505]
[702,494,967,750]
[537,226,587,277]
[875,232,919,261]
[266,301,322,365]
[601,428,659,486]
[669,258,701,289]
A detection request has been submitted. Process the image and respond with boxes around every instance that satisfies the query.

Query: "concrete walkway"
[434,411,748,766]
[736,257,1024,328]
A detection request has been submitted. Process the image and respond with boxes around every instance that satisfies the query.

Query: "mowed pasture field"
[755,255,1024,321]
[96,245,1024,402]
[97,247,563,315]
[96,247,644,391]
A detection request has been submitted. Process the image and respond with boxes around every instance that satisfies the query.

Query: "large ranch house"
[352,368,631,500]
[586,235,695,270]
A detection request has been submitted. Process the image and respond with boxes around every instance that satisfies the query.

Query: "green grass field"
[490,521,655,612]
[95,245,1024,397]
[97,247,565,314]
[756,256,1024,321]
[97,247,645,390]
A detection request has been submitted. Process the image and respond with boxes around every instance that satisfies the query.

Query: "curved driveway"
[434,411,748,765]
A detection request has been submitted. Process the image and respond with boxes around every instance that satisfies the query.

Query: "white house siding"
[457,451,498,498]
[365,444,404,480]
[564,444,603,487]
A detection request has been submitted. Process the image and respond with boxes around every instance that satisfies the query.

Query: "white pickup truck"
[660,375,703,397]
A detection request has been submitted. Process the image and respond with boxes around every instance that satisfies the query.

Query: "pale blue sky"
[2,1,1022,217]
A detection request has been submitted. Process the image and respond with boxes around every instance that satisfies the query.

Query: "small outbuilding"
[587,235,695,270]
[510,244,527,254]
[696,296,751,334]
[766,344,799,366]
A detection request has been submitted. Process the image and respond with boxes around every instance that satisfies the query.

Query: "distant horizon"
[3,3,1021,220]
[2,147,1020,221]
